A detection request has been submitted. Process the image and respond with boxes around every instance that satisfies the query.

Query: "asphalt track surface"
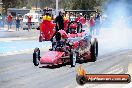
[0,50,132,88]
[0,40,51,56]
[0,28,132,88]
[0,29,39,38]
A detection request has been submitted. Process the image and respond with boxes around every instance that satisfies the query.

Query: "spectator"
[89,16,95,35]
[79,15,86,25]
[63,13,69,31]
[7,14,13,30]
[75,14,81,22]
[27,15,32,31]
[95,13,101,35]
[50,11,64,41]
[55,11,64,31]
[15,16,20,31]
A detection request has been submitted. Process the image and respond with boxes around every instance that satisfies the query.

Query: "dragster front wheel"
[33,47,40,66]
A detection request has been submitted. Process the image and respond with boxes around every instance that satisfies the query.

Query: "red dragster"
[33,21,98,67]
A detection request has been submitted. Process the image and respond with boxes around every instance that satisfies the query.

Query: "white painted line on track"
[0,45,51,56]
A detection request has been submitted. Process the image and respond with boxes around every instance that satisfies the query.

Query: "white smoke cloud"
[99,0,132,54]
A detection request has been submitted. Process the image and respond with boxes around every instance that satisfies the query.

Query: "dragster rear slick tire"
[33,47,40,66]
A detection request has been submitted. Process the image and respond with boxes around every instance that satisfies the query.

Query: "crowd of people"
[55,11,101,36]
[0,10,101,36]
[89,12,101,35]
[0,13,22,31]
[53,11,101,36]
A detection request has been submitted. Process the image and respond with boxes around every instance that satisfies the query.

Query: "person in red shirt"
[75,14,86,25]
[89,16,95,35]
[79,16,86,25]
[7,14,13,30]
[75,14,81,22]
[27,15,32,31]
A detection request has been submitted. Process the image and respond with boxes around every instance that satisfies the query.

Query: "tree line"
[2,0,107,14]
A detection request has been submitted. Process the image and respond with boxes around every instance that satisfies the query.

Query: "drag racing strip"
[0,52,76,88]
[0,27,132,88]
[82,50,131,74]
[0,37,38,42]
[0,47,50,56]
[0,38,28,42]
[0,40,51,56]
[0,50,132,88]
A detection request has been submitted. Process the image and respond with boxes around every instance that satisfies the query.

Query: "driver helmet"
[69,23,77,33]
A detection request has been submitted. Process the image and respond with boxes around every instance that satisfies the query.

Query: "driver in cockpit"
[51,30,68,51]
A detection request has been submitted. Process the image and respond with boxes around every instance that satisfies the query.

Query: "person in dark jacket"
[16,16,20,31]
[55,11,64,31]
[50,11,64,41]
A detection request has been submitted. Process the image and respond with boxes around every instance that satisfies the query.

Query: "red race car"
[33,21,98,67]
